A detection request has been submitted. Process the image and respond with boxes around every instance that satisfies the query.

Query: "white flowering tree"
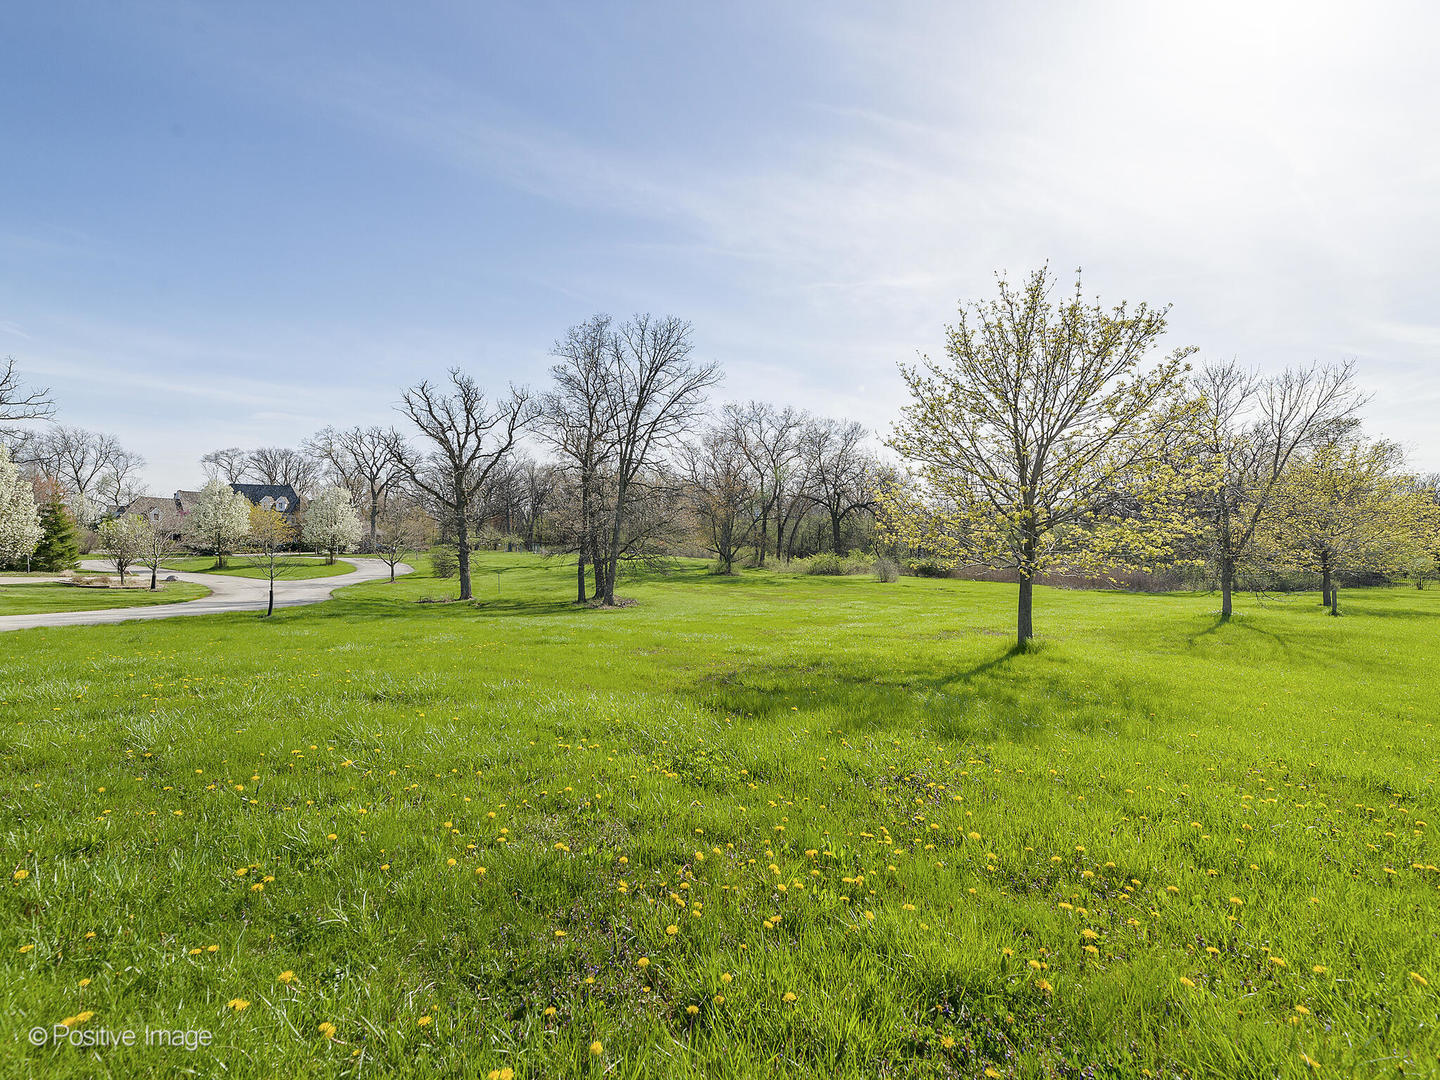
[183,479,252,568]
[0,443,43,568]
[302,485,362,564]
[97,513,150,583]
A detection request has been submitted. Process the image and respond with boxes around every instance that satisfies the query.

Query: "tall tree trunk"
[1320,554,1332,608]
[831,508,843,554]
[1017,572,1034,648]
[1220,557,1234,618]
[456,505,472,601]
[1329,582,1340,617]
[150,565,157,591]
[603,485,625,605]
[267,580,274,617]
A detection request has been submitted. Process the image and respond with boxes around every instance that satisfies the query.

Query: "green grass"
[0,580,211,616]
[1,553,1436,1078]
[158,556,355,580]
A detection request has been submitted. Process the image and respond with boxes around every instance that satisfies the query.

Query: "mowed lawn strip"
[1,552,1435,1078]
[158,556,356,580]
[0,581,211,616]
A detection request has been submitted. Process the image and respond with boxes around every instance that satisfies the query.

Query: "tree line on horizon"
[2,267,1438,643]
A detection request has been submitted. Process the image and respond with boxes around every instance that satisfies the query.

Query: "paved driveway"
[0,558,411,633]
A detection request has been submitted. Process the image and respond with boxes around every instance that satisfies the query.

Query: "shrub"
[803,553,845,576]
[429,544,458,579]
[873,556,899,582]
[906,559,951,578]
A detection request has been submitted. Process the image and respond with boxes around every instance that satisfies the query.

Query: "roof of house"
[169,484,302,515]
[230,484,300,512]
[120,495,181,519]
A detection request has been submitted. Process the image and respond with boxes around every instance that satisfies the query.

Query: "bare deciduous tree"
[686,423,758,574]
[1189,359,1363,617]
[305,426,403,549]
[800,417,876,556]
[31,426,141,522]
[0,356,54,426]
[389,369,536,601]
[596,314,720,604]
[724,400,805,565]
[201,447,249,484]
[245,446,321,499]
[373,500,434,583]
[540,315,614,603]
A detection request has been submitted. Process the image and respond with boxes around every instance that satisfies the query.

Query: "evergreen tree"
[32,495,79,572]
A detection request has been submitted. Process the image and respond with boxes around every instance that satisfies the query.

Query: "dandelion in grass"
[783,992,797,1003]
[318,1022,337,1040]
[590,1040,603,1056]
[227,999,250,1011]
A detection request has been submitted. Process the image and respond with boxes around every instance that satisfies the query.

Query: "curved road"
[0,558,412,633]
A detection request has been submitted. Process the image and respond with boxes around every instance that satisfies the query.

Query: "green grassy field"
[158,556,355,580]
[1,553,1436,1078]
[0,580,210,616]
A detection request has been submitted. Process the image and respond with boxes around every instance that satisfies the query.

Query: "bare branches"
[390,368,538,600]
[0,356,53,426]
[1188,357,1364,614]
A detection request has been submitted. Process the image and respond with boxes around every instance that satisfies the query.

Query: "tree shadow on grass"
[685,642,1091,743]
[1185,613,1288,653]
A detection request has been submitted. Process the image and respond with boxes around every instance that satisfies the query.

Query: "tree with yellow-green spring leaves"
[882,266,1202,649]
[1262,436,1440,615]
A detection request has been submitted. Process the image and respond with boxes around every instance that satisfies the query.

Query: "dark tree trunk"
[1017,572,1034,648]
[267,581,275,617]
[830,509,843,554]
[1329,582,1340,617]
[1320,555,1332,608]
[150,565,158,591]
[1220,558,1234,618]
[456,505,472,601]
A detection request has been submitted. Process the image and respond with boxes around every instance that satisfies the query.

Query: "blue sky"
[3,1,1438,492]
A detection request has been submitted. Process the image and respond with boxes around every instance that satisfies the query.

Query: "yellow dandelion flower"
[686,1004,699,1015]
[783,991,797,1003]
[1412,972,1429,986]
[590,1040,603,1056]
[1179,977,1195,988]
[227,999,250,1011]
[277,971,296,985]
[318,1021,337,1039]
